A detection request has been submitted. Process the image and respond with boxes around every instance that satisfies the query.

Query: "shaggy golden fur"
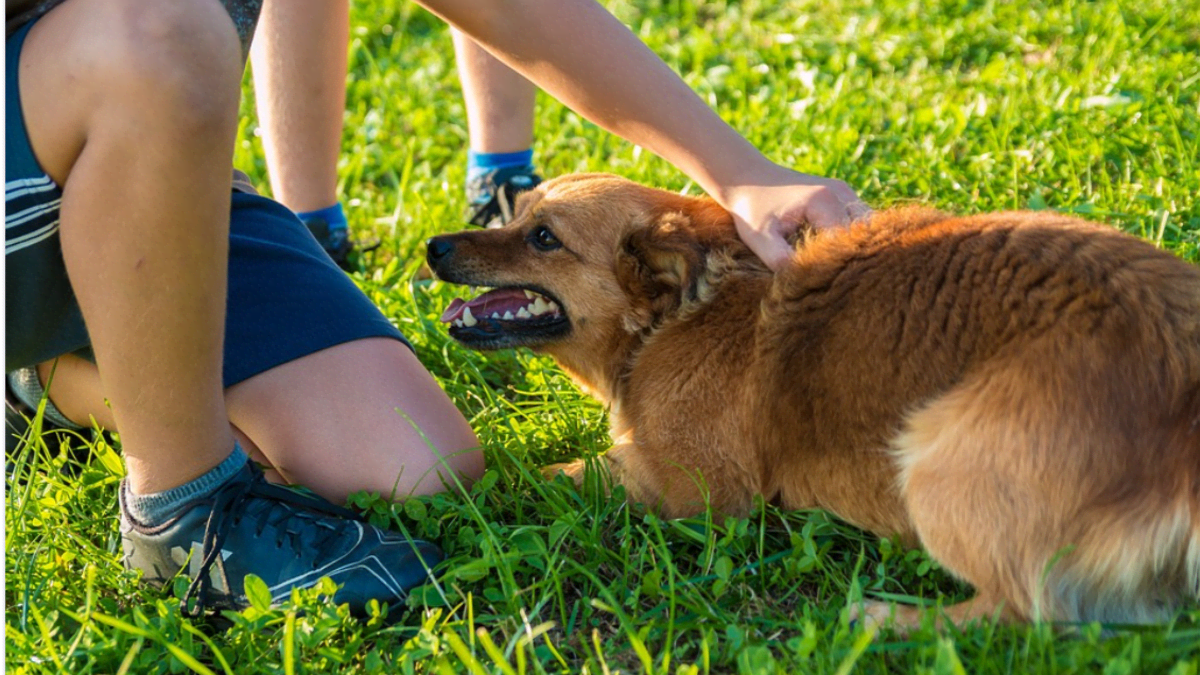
[426,173,1200,630]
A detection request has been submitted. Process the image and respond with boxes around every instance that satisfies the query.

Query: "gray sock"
[121,443,249,526]
[7,366,83,430]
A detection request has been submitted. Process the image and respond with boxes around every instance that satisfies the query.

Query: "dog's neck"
[558,267,769,419]
[549,328,647,408]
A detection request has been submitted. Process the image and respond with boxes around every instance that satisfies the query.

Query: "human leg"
[24,340,484,505]
[9,0,447,615]
[452,29,536,155]
[225,338,483,504]
[250,0,347,213]
[451,29,542,227]
[17,189,483,506]
[18,0,243,494]
[250,0,370,268]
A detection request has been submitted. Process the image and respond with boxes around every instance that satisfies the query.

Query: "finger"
[754,239,792,271]
[738,224,792,271]
[804,191,855,230]
[846,200,874,223]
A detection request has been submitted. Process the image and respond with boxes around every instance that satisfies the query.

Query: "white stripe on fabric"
[5,220,60,255]
[5,181,58,202]
[5,199,62,228]
[5,175,53,194]
[5,175,57,201]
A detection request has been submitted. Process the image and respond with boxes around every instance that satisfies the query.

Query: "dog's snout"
[426,236,454,266]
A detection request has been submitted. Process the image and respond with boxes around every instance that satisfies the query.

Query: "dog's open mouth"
[439,287,570,349]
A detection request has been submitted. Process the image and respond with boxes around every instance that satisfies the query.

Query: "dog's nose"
[425,236,454,266]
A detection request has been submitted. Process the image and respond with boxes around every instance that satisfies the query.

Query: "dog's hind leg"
[887,366,1113,629]
[851,592,1014,635]
[890,359,1197,629]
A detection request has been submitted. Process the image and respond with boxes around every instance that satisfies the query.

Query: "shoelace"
[181,464,364,616]
[467,169,542,228]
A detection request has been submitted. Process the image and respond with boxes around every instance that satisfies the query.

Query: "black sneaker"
[6,386,37,458]
[302,216,380,272]
[5,381,92,474]
[120,460,442,617]
[465,166,542,228]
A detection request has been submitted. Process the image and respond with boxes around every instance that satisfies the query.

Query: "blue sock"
[296,202,348,253]
[467,148,535,182]
[296,202,347,231]
[122,444,249,526]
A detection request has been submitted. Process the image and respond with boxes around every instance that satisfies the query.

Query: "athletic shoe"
[465,166,542,228]
[301,215,380,271]
[5,381,92,475]
[120,460,442,616]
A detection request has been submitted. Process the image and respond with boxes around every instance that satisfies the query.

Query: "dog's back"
[746,207,1200,623]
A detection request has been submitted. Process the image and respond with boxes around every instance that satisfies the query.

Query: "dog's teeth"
[524,290,534,299]
[454,319,463,327]
[462,306,478,327]
[546,301,558,313]
[517,307,532,319]
[503,311,514,320]
[490,312,500,319]
[530,297,549,315]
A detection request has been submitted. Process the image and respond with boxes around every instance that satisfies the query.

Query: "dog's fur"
[427,173,1200,629]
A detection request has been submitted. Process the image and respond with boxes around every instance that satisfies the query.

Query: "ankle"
[296,202,346,229]
[121,443,249,526]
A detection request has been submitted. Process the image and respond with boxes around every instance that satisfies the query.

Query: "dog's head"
[427,174,762,386]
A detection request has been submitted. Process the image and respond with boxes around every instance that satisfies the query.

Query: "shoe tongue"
[440,288,532,323]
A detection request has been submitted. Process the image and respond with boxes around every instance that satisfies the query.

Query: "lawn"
[6,0,1200,672]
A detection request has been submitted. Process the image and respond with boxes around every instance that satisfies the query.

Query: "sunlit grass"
[7,0,1200,672]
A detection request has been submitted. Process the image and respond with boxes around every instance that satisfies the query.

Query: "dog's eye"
[528,225,562,251]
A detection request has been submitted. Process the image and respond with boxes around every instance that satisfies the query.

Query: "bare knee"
[225,339,484,504]
[104,0,242,129]
[22,0,244,184]
[58,0,242,131]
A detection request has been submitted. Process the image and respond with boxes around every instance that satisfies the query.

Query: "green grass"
[7,0,1200,672]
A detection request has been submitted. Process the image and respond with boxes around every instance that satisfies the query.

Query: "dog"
[426,173,1200,631]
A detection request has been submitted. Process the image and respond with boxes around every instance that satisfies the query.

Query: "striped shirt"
[5,173,61,256]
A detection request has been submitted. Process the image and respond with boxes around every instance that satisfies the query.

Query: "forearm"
[420,0,770,206]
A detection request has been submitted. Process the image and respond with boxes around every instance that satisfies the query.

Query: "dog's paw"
[848,601,922,637]
[541,461,585,485]
[847,601,886,633]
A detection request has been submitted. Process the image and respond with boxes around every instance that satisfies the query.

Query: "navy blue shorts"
[5,17,408,386]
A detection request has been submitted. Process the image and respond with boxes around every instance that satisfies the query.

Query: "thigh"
[6,14,88,371]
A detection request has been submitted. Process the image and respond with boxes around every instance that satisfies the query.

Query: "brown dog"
[426,173,1200,630]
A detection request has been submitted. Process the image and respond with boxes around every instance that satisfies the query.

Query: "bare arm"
[418,0,868,269]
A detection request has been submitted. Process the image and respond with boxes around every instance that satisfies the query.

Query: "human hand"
[720,167,870,271]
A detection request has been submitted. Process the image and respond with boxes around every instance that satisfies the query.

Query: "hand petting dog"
[717,164,869,270]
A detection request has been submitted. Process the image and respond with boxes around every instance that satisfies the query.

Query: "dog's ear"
[617,212,708,332]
